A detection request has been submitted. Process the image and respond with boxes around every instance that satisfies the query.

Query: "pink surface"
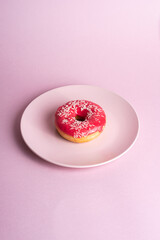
[0,0,160,239]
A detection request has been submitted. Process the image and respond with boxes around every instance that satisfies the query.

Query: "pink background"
[1,0,160,239]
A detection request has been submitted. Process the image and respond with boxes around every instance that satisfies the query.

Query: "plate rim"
[20,85,140,168]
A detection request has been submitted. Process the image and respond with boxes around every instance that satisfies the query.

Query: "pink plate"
[20,85,139,168]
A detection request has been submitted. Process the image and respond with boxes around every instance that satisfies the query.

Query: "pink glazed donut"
[55,100,106,143]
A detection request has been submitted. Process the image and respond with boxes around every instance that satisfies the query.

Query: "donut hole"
[75,115,85,121]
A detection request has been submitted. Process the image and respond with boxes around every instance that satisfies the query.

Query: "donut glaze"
[55,100,106,139]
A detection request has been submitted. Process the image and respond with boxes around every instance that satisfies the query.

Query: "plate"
[20,85,139,168]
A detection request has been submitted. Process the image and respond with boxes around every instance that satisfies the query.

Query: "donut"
[55,100,106,143]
